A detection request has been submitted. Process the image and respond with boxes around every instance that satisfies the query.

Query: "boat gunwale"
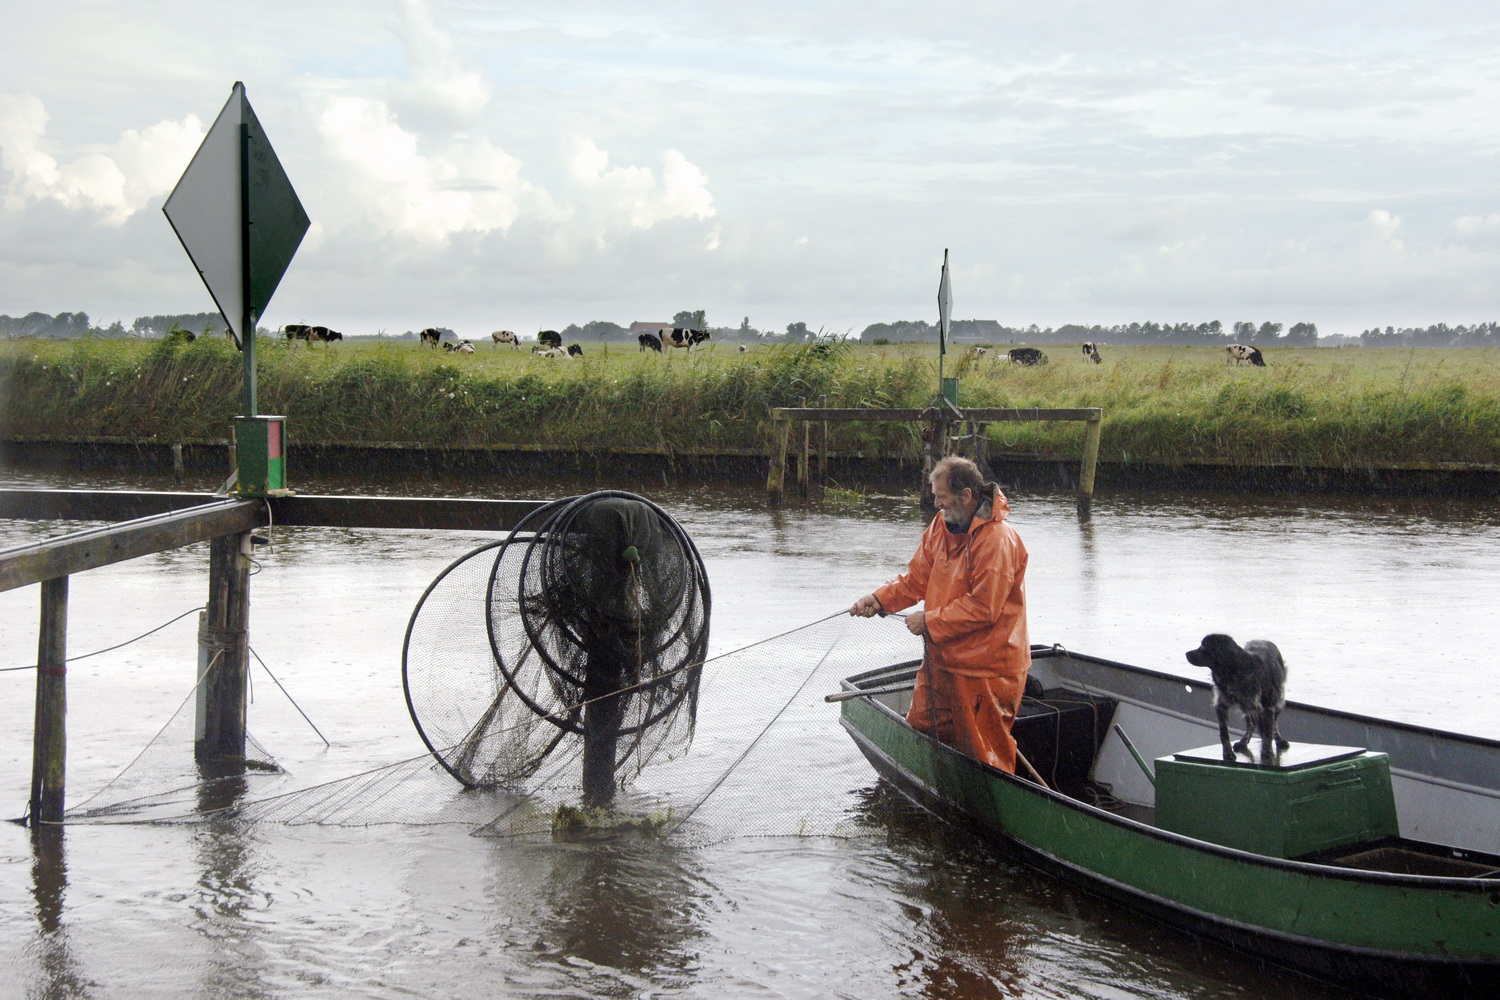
[842,719,1500,982]
[838,660,1500,894]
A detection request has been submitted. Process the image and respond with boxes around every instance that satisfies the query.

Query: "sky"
[1,0,1497,339]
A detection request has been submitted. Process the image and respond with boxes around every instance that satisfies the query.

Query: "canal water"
[3,465,1498,999]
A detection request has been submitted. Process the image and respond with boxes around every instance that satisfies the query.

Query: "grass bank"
[3,337,1500,470]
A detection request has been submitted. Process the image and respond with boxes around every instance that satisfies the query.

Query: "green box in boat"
[1154,743,1399,859]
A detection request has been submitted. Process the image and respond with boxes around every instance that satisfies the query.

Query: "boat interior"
[859,665,1500,879]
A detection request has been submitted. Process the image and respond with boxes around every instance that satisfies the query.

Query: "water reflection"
[191,810,273,999]
[525,838,708,992]
[28,825,91,999]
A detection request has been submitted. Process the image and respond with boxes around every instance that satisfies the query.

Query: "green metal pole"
[239,122,256,418]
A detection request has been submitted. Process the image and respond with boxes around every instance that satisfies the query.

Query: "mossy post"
[797,396,810,497]
[818,394,829,490]
[29,576,67,825]
[766,413,790,502]
[1077,411,1103,516]
[197,533,250,767]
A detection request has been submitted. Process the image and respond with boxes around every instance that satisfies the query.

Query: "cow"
[965,346,987,360]
[665,328,710,352]
[1226,344,1266,366]
[1082,342,1101,364]
[419,328,442,348]
[533,346,570,360]
[492,330,519,350]
[284,324,316,344]
[454,340,475,354]
[318,328,343,343]
[538,330,562,350]
[1008,348,1048,366]
[566,344,584,357]
[638,332,663,353]
[737,344,750,353]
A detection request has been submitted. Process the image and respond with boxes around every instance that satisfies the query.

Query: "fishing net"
[59,613,922,842]
[403,492,710,803]
[48,486,930,840]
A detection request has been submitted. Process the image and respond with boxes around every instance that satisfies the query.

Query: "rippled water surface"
[4,465,1498,998]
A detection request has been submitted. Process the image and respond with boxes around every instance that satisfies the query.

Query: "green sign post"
[163,82,308,495]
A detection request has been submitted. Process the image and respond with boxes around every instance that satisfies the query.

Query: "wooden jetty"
[1,488,547,825]
[765,404,1103,510]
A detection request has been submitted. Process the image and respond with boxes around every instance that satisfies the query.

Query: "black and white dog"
[1185,634,1290,763]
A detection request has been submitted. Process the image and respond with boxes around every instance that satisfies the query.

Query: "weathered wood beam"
[0,489,551,534]
[0,489,221,522]
[0,500,262,594]
[267,494,547,531]
[30,576,67,825]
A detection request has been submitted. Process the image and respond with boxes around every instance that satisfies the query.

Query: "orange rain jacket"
[872,482,1030,772]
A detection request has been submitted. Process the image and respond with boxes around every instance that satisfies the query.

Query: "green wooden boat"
[836,645,1500,997]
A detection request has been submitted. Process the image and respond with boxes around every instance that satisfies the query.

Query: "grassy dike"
[4,336,1500,472]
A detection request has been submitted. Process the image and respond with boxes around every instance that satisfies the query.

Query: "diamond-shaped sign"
[163,82,309,349]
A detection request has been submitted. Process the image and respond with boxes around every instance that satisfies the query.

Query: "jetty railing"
[1,489,547,825]
[765,405,1103,510]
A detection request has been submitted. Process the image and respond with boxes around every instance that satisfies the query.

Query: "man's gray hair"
[931,456,984,495]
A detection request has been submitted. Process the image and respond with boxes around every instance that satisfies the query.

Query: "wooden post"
[818,394,829,489]
[796,396,810,497]
[766,414,790,502]
[1077,411,1103,515]
[197,533,250,765]
[171,442,185,483]
[30,576,68,825]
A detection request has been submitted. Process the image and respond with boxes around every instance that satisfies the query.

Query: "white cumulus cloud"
[0,92,202,225]
[565,136,716,238]
[387,0,491,128]
[319,95,547,242]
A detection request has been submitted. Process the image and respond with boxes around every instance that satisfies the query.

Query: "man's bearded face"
[931,475,975,526]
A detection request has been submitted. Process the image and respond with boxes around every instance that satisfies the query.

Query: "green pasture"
[3,336,1500,469]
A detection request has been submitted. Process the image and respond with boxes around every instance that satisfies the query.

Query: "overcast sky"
[1,0,1497,338]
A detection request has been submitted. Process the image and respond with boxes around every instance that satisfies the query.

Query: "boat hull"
[839,661,1500,998]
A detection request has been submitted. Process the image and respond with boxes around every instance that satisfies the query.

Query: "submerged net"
[60,614,923,842]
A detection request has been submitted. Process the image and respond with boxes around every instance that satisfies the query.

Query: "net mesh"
[59,614,924,842]
[405,492,710,799]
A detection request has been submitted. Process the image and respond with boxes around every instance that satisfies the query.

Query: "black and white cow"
[284,324,315,344]
[419,328,442,348]
[454,340,475,354]
[665,328,710,352]
[638,332,663,353]
[533,346,570,360]
[319,328,343,343]
[566,344,584,357]
[1082,342,1101,364]
[1226,344,1265,366]
[538,330,562,350]
[1008,347,1048,366]
[965,346,987,360]
[491,330,518,350]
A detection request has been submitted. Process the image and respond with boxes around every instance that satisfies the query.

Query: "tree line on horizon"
[4,310,1499,349]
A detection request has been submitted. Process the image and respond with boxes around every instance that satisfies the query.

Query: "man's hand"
[904,609,927,635]
[849,594,882,618]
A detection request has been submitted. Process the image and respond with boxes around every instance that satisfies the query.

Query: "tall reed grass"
[4,338,1499,468]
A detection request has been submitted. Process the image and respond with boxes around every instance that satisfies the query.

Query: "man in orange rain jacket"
[850,456,1030,772]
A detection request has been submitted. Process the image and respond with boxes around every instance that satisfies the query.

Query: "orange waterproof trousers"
[906,655,1024,773]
